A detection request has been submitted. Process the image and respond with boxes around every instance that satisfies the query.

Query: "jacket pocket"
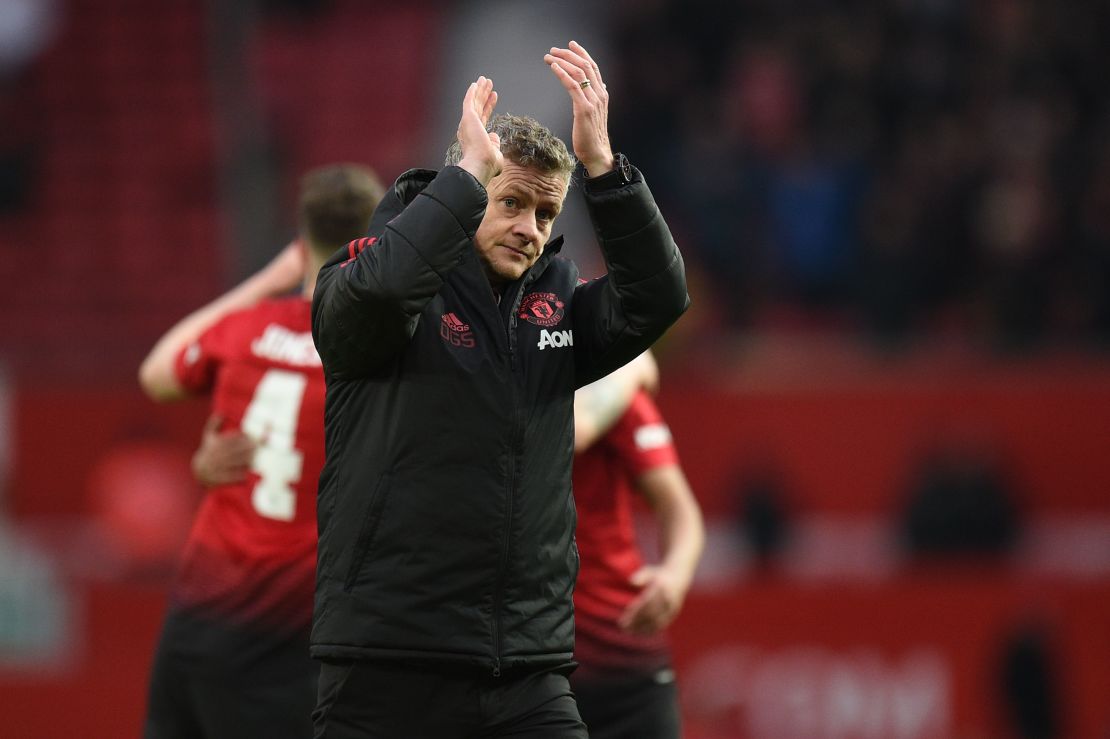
[342,472,392,592]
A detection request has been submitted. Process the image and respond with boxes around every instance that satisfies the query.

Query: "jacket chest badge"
[440,312,475,348]
[518,292,565,327]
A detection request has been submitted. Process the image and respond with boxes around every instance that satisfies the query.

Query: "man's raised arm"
[544,41,689,386]
[312,78,503,380]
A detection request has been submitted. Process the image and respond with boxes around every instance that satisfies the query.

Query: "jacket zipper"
[492,349,522,677]
[492,414,514,678]
[491,269,540,676]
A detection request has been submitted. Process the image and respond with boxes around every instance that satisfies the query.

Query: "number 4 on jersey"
[240,369,306,521]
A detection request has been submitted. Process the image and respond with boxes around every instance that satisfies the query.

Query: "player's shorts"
[144,607,316,739]
[572,666,682,739]
[312,658,589,738]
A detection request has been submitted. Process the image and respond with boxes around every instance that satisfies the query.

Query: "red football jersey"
[572,390,680,676]
[171,297,323,634]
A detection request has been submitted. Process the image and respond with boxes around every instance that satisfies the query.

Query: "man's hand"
[192,416,256,488]
[544,41,614,178]
[456,76,502,186]
[618,564,691,636]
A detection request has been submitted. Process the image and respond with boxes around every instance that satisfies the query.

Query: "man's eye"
[502,198,517,208]
[537,211,553,222]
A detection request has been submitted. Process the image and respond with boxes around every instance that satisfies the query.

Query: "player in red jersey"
[137,164,382,739]
[571,354,705,739]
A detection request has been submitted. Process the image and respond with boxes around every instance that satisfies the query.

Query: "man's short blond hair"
[445,113,576,183]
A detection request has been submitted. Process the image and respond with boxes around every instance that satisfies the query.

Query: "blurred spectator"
[999,622,1061,739]
[734,464,791,565]
[606,0,1110,351]
[899,442,1020,557]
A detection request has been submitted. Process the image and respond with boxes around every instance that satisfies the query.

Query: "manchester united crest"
[518,292,566,327]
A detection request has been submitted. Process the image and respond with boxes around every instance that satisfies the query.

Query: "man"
[572,355,704,739]
[137,164,383,739]
[310,42,689,738]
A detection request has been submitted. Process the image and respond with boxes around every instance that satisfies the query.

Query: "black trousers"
[144,608,317,739]
[313,659,588,739]
[572,668,682,739]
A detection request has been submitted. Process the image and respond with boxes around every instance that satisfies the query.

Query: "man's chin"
[480,256,532,287]
[499,273,526,286]
[494,263,528,283]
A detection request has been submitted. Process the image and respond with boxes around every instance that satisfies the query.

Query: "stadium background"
[0,0,1108,737]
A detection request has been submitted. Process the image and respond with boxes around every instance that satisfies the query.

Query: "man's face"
[474,161,568,288]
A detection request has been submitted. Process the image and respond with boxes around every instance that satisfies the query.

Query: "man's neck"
[303,256,326,299]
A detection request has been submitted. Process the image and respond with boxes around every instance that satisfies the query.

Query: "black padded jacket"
[310,163,688,674]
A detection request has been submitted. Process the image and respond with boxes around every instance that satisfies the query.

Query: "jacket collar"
[527,235,564,275]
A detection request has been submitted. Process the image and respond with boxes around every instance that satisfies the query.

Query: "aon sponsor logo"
[537,329,574,350]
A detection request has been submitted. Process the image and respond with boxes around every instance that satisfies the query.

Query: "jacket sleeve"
[312,167,488,380]
[571,164,690,388]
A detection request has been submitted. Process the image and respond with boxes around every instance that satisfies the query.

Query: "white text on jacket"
[537,329,574,350]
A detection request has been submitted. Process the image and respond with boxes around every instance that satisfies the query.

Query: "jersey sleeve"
[172,313,238,394]
[604,390,680,478]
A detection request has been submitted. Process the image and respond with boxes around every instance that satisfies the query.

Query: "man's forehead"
[491,163,569,202]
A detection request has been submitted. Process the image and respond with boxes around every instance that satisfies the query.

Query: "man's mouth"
[502,245,531,258]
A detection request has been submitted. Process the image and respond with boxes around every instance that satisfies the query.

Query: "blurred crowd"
[607,0,1110,351]
[5,0,1110,358]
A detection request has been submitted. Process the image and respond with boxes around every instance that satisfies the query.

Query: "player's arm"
[138,241,305,402]
[619,463,705,636]
[574,351,659,452]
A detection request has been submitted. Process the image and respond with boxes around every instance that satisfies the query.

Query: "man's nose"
[511,213,541,244]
